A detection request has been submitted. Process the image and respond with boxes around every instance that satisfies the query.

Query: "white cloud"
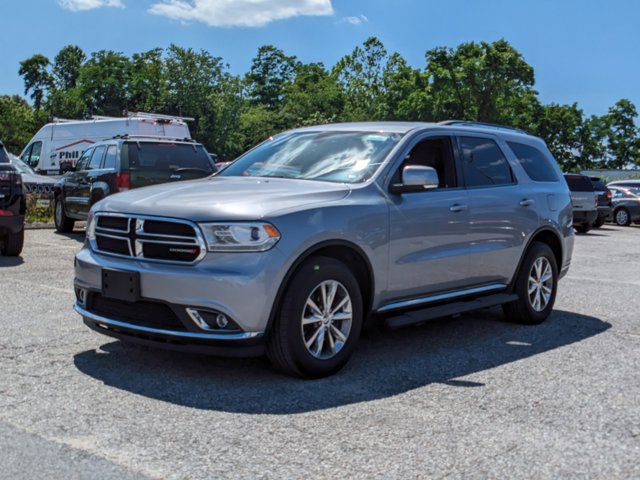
[58,0,124,11]
[342,14,368,26]
[148,0,334,28]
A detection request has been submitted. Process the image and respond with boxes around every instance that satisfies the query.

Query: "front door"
[386,135,472,304]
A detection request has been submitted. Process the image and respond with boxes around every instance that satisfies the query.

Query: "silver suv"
[74,121,574,378]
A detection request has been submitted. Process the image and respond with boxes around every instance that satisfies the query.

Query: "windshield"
[9,155,35,174]
[220,131,404,183]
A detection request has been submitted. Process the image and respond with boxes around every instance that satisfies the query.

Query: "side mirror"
[391,165,439,193]
[60,162,75,174]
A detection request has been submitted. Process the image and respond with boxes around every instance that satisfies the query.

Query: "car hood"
[95,176,351,221]
[22,172,57,185]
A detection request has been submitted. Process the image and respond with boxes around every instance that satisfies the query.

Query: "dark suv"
[54,137,216,232]
[0,159,26,255]
[589,177,612,228]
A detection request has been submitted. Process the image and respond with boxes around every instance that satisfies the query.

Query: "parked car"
[7,154,57,194]
[608,186,640,226]
[607,179,640,196]
[74,121,574,378]
[20,112,192,175]
[589,177,612,228]
[0,163,26,256]
[53,137,216,233]
[564,174,598,233]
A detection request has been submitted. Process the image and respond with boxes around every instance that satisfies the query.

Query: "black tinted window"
[76,149,93,171]
[564,175,594,192]
[590,178,607,190]
[0,145,9,163]
[123,142,214,173]
[507,142,558,182]
[459,137,514,187]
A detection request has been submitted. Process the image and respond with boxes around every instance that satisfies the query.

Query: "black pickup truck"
[0,143,26,256]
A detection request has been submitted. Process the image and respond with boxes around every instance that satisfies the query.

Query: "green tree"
[52,45,86,91]
[129,48,167,113]
[425,39,536,125]
[333,37,388,120]
[602,99,639,168]
[78,50,131,116]
[18,54,52,111]
[0,95,36,153]
[246,45,297,110]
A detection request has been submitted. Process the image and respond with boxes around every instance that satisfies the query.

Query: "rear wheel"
[503,242,558,325]
[266,256,363,378]
[593,217,605,228]
[54,196,75,233]
[1,228,24,256]
[614,208,631,226]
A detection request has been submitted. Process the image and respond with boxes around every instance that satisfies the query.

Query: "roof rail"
[438,120,527,134]
[127,111,195,123]
[110,134,196,142]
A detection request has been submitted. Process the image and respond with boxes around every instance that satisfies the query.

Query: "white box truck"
[19,113,192,175]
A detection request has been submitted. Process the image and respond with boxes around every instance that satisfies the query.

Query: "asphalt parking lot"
[1,226,639,479]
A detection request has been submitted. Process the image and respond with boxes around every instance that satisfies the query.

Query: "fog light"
[215,313,229,329]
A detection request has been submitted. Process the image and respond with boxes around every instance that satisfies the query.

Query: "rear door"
[458,134,538,286]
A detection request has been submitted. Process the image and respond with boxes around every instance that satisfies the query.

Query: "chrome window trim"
[91,212,207,265]
[75,304,262,340]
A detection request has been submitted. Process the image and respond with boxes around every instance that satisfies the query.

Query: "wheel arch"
[508,227,563,293]
[266,240,375,336]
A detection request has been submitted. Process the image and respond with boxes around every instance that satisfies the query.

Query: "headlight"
[199,222,280,252]
[86,212,96,241]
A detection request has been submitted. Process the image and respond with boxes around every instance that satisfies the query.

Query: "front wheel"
[575,223,591,234]
[54,196,75,233]
[614,208,631,226]
[1,228,24,256]
[266,256,363,378]
[503,242,558,325]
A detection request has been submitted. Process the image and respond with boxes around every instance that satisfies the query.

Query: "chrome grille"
[91,213,206,264]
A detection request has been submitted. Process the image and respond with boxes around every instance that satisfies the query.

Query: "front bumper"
[75,304,265,356]
[74,244,290,354]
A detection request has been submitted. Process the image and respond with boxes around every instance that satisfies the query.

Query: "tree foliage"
[3,39,638,168]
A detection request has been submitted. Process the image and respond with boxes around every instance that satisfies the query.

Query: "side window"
[103,145,117,169]
[24,142,42,167]
[76,149,93,172]
[21,144,33,163]
[398,137,457,188]
[459,137,514,187]
[88,146,106,170]
[507,141,558,182]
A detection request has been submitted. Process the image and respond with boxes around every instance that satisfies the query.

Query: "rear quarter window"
[507,141,558,182]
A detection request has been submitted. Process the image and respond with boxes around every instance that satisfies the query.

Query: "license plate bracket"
[101,269,140,302]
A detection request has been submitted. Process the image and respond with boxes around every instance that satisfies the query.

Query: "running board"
[382,293,518,330]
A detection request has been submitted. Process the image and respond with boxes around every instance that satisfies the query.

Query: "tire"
[1,228,24,256]
[575,223,591,234]
[54,196,75,233]
[266,256,363,378]
[503,241,558,325]
[614,208,631,227]
[593,217,605,228]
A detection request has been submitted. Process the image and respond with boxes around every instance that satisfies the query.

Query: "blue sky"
[1,0,639,117]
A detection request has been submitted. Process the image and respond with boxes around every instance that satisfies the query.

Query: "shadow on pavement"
[0,256,24,267]
[73,308,610,414]
[54,230,86,243]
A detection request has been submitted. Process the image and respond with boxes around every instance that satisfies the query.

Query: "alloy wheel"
[301,280,353,360]
[528,257,553,312]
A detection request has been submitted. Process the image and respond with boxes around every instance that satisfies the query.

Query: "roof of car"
[290,121,540,141]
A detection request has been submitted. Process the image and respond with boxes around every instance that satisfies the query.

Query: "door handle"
[449,204,468,213]
[519,199,535,207]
